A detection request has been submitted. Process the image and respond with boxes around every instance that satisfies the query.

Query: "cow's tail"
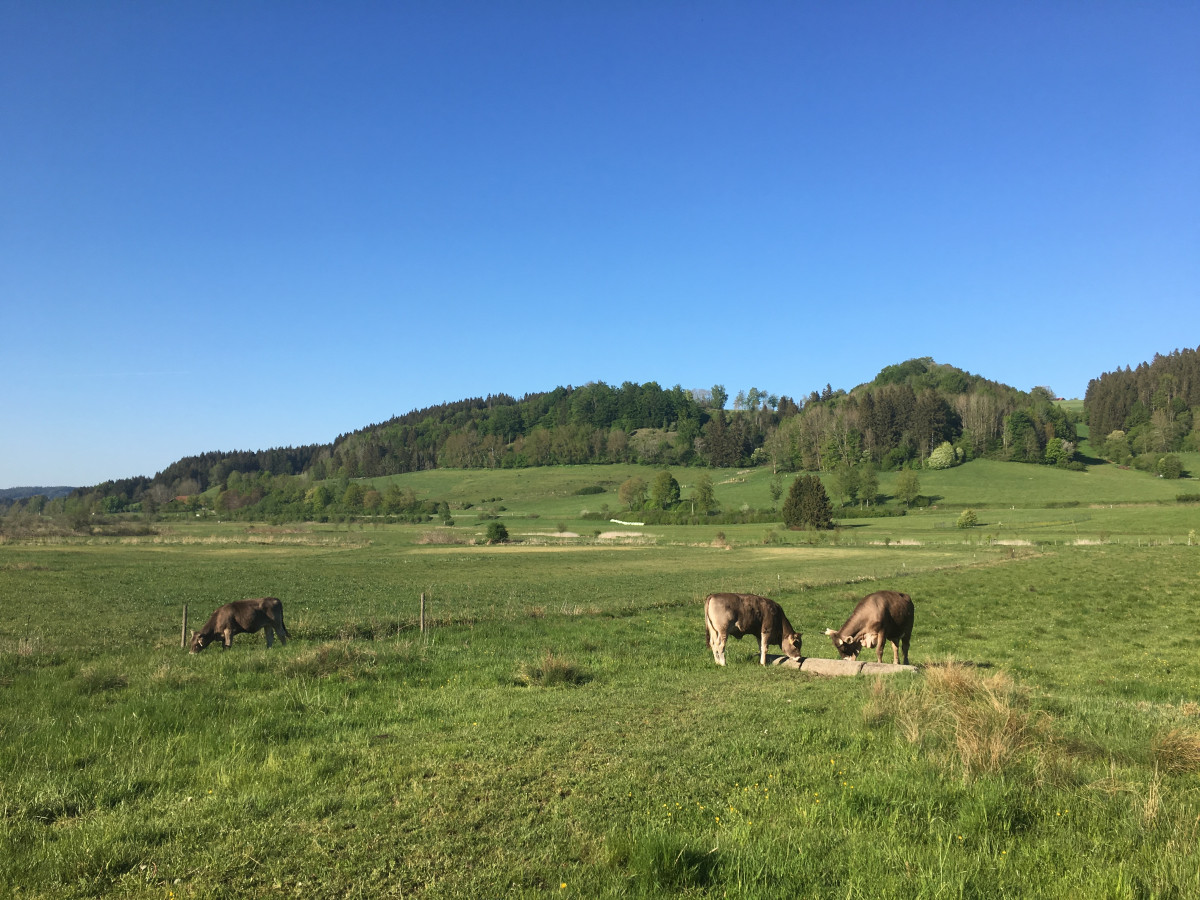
[702,594,714,648]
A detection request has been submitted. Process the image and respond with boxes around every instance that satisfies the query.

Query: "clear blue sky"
[3,2,1197,488]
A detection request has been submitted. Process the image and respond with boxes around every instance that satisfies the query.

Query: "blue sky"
[2,2,1197,488]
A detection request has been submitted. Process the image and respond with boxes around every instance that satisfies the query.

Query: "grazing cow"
[824,590,914,665]
[704,593,803,666]
[190,597,289,653]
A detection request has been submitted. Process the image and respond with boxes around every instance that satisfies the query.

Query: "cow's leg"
[265,626,275,648]
[706,615,726,665]
[709,628,727,666]
[872,632,885,663]
[900,633,910,666]
[222,629,233,650]
[713,632,727,665]
[275,618,288,645]
[758,632,769,666]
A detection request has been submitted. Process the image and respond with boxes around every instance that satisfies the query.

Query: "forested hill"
[12,350,1194,515]
[61,358,1065,504]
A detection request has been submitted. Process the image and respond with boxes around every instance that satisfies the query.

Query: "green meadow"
[3,458,1200,898]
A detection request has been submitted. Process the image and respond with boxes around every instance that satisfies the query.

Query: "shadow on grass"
[607,829,720,894]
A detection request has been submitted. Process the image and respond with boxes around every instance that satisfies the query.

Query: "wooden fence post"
[181,603,188,649]
[420,593,426,635]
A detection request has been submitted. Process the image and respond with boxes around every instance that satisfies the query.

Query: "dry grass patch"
[284,640,379,679]
[1152,727,1200,774]
[866,658,1061,781]
[416,529,465,545]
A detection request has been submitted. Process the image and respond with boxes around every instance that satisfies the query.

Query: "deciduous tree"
[618,476,647,511]
[650,471,681,509]
[691,472,717,515]
[895,469,921,507]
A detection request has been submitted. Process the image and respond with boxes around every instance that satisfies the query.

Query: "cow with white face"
[704,593,803,666]
[825,590,913,665]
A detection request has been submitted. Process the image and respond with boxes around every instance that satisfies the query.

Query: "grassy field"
[3,459,1200,898]
[364,456,1200,538]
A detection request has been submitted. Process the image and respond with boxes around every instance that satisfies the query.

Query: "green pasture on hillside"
[364,455,1200,520]
[358,457,1199,549]
[3,461,1200,898]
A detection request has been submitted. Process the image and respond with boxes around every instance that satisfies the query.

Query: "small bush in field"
[957,508,978,529]
[486,521,509,544]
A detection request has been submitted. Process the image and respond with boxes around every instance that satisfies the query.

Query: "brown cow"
[824,590,913,665]
[704,593,803,666]
[190,597,289,653]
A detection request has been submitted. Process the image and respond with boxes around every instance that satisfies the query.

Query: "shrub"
[927,441,958,470]
[957,509,978,529]
[485,521,509,544]
[573,485,605,495]
[1157,455,1184,479]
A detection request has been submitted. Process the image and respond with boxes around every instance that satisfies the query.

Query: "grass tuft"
[868,658,1060,781]
[606,828,720,893]
[514,650,589,687]
[284,640,378,679]
[74,666,128,695]
[1152,727,1200,774]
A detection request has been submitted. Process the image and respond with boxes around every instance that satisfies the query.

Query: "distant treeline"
[1084,346,1199,467]
[5,352,1197,528]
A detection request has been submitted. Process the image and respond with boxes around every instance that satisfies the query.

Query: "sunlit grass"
[3,477,1200,897]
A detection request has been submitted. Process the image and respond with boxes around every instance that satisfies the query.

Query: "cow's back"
[219,597,283,632]
[845,590,913,638]
[705,592,765,639]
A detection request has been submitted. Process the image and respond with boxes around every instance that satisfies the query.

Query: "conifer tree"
[782,474,834,530]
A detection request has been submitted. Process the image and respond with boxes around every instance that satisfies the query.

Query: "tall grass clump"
[514,650,588,687]
[1152,727,1200,774]
[867,659,1060,781]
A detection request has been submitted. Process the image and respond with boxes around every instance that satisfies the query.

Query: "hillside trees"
[1086,347,1199,457]
[66,357,1113,519]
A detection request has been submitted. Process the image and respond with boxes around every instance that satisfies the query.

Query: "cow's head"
[824,628,862,660]
[188,630,213,654]
[782,631,803,660]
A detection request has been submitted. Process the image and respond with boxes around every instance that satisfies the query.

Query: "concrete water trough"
[767,655,918,676]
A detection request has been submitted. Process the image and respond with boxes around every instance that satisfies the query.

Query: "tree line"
[9,351,1195,529]
[1084,346,1199,474]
